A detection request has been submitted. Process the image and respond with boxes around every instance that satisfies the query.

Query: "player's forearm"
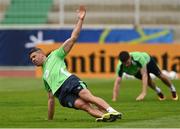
[48,98,55,120]
[140,66,148,95]
[62,18,84,54]
[112,84,119,101]
[142,74,148,94]
[71,18,84,42]
[112,77,121,101]
[62,6,86,54]
[47,92,55,120]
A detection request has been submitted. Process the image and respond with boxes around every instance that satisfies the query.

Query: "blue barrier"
[0,28,173,66]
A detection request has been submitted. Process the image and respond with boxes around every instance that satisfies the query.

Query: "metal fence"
[0,0,180,26]
[52,0,180,26]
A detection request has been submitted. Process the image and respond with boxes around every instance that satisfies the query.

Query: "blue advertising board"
[0,28,173,66]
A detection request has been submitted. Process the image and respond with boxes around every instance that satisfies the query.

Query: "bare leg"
[90,104,106,113]
[158,73,178,100]
[158,73,172,88]
[78,89,121,121]
[147,76,159,91]
[147,76,165,100]
[78,89,110,111]
[74,98,103,118]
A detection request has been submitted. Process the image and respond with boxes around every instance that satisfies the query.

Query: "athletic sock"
[155,86,162,93]
[106,107,118,113]
[170,84,176,92]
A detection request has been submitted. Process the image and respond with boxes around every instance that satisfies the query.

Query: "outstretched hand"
[136,92,146,101]
[77,5,86,20]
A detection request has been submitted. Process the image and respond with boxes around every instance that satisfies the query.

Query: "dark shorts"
[135,57,161,79]
[54,75,87,109]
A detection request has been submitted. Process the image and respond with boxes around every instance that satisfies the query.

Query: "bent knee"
[74,98,90,111]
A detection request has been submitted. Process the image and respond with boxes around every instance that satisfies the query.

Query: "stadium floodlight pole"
[59,0,65,26]
[134,0,140,26]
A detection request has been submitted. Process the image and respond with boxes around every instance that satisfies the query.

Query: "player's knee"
[74,98,89,111]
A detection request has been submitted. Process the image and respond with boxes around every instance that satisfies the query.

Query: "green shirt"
[116,52,150,77]
[42,47,71,94]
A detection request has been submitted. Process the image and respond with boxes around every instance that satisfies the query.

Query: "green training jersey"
[116,52,150,77]
[42,47,71,94]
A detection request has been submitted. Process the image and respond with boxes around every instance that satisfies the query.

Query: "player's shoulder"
[130,51,149,57]
[49,47,64,56]
[130,51,142,55]
[130,52,142,59]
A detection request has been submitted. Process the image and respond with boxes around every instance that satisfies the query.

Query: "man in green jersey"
[112,51,178,101]
[29,6,121,122]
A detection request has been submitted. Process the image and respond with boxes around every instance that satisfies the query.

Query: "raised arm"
[136,66,148,101]
[62,5,86,54]
[112,76,122,101]
[48,91,55,120]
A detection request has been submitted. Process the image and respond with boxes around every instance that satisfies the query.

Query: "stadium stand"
[48,0,180,25]
[1,0,52,24]
[49,0,135,25]
[0,0,11,23]
[0,0,180,25]
[140,0,180,24]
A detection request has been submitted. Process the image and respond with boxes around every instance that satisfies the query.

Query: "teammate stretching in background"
[112,51,178,101]
[29,6,121,122]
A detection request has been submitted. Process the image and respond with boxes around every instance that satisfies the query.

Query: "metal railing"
[0,0,180,27]
[56,0,180,26]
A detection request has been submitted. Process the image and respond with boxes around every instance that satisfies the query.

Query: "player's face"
[123,57,132,67]
[30,51,45,66]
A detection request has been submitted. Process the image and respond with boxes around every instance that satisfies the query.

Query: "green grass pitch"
[0,77,180,128]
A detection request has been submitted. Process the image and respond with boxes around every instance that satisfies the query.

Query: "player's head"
[28,47,46,66]
[119,51,131,67]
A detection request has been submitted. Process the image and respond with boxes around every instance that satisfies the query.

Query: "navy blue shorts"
[54,75,87,109]
[135,57,161,79]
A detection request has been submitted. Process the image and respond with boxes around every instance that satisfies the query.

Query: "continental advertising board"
[36,44,180,78]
